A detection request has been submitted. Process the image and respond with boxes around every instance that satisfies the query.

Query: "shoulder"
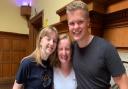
[94,36,114,48]
[94,36,108,44]
[20,56,35,67]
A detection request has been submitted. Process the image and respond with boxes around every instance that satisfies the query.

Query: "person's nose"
[49,40,54,45]
[74,23,79,29]
[62,49,66,56]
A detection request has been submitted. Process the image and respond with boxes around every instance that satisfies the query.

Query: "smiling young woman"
[13,26,59,89]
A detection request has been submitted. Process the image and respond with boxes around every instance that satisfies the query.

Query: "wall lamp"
[20,5,31,20]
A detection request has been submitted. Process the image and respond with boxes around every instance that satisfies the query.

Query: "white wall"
[0,0,74,37]
[32,0,73,26]
[0,0,29,34]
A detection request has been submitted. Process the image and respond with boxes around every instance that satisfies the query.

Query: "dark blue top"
[73,36,125,89]
[16,57,53,89]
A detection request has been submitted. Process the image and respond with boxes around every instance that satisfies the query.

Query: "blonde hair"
[51,33,72,67]
[66,1,89,18]
[29,26,58,66]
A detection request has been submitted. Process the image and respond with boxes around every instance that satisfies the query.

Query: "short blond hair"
[66,1,89,18]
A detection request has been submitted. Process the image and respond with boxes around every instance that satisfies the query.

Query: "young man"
[66,1,128,89]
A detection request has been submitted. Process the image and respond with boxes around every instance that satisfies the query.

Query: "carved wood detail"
[51,20,68,34]
[104,8,128,29]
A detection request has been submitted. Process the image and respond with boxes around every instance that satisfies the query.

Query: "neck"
[60,63,72,77]
[41,51,49,60]
[78,34,94,48]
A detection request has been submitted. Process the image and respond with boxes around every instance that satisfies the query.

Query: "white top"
[54,68,77,89]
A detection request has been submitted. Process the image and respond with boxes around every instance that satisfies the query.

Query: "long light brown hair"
[24,26,59,66]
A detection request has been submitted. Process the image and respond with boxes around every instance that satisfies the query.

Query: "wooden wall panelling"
[51,20,68,34]
[93,0,107,14]
[0,37,12,82]
[56,6,67,22]
[0,38,11,63]
[2,64,12,78]
[89,10,104,37]
[104,8,128,29]
[103,9,128,48]
[0,32,29,85]
[0,64,2,78]
[11,64,19,77]
[12,38,29,63]
[12,38,29,79]
[29,23,36,53]
[103,27,128,47]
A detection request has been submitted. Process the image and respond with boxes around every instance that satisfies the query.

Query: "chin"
[73,35,80,40]
[46,51,52,56]
[74,38,80,41]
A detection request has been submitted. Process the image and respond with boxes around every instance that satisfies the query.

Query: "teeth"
[48,46,53,50]
[75,31,79,34]
[62,56,68,60]
[50,47,53,50]
[73,30,80,34]
[73,31,80,35]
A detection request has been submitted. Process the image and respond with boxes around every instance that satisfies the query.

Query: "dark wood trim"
[29,11,43,53]
[105,0,122,6]
[89,10,104,36]
[30,11,43,23]
[82,0,122,6]
[0,31,29,38]
[58,30,69,34]
[104,8,128,29]
[117,47,128,50]
[30,11,43,29]
[51,20,68,34]
[89,10,104,24]
[81,0,92,4]
[51,20,67,28]
[56,5,66,16]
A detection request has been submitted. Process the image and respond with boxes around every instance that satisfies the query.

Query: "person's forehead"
[46,31,56,35]
[59,39,71,45]
[46,32,57,39]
